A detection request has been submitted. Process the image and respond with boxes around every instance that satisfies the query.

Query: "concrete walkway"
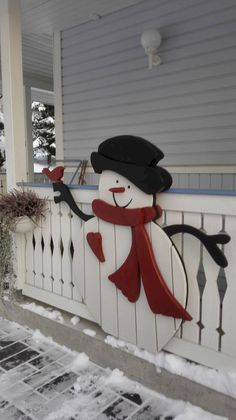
[0,317,225,420]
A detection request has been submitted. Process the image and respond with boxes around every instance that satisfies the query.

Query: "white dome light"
[141,29,162,69]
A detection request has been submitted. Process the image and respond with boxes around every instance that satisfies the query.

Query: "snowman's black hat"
[90,135,172,194]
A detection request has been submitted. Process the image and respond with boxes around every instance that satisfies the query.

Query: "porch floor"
[0,317,224,420]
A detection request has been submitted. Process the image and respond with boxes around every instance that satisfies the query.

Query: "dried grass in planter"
[0,188,47,227]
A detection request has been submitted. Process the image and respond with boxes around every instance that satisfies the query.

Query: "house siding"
[83,172,236,191]
[61,0,236,182]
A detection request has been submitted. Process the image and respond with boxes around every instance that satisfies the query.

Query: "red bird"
[42,166,64,183]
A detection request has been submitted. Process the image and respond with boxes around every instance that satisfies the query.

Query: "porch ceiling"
[0,0,143,90]
[20,0,143,34]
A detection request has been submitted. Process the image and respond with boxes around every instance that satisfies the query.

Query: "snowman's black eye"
[127,185,130,189]
[116,180,119,183]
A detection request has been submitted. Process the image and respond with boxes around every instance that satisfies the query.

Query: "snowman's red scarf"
[91,199,192,321]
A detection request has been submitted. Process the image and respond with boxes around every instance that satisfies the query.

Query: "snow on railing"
[18,184,236,370]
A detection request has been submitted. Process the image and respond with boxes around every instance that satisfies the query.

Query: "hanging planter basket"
[12,216,36,234]
[0,188,47,235]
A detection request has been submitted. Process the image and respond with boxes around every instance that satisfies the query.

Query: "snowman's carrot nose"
[109,187,125,193]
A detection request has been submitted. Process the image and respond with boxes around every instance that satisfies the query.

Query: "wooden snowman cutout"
[78,136,192,352]
[52,135,230,354]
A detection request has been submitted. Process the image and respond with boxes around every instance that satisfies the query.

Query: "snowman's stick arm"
[163,224,230,268]
[53,183,94,222]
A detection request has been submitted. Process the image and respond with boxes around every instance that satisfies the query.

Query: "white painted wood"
[71,206,83,302]
[165,337,236,372]
[22,284,94,321]
[33,218,43,289]
[135,222,157,353]
[21,185,236,365]
[171,245,187,336]
[50,201,62,295]
[60,202,73,299]
[115,224,137,345]
[25,231,34,286]
[150,222,187,351]
[201,214,222,351]
[159,194,236,217]
[221,216,236,357]
[165,210,183,254]
[181,212,201,344]
[0,0,27,189]
[80,171,189,352]
[171,245,187,309]
[99,219,118,336]
[81,216,101,323]
[41,205,53,292]
[53,31,64,162]
[15,234,26,290]
[135,282,157,353]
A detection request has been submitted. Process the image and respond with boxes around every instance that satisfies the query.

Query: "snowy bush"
[32,101,55,163]
[0,97,55,169]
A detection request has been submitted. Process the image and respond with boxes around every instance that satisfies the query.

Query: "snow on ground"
[21,302,65,323]
[0,317,228,419]
[44,365,226,420]
[18,301,236,400]
[105,335,236,399]
[70,316,80,326]
[70,352,90,370]
[83,328,97,337]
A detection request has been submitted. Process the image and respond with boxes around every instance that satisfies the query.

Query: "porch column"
[53,31,64,161]
[0,0,28,190]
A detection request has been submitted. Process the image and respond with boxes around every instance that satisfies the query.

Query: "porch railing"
[16,184,236,371]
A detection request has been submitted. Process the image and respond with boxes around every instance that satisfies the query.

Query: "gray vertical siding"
[170,173,236,190]
[82,172,236,191]
[61,0,236,180]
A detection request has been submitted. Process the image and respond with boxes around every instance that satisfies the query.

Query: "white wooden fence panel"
[135,222,157,353]
[221,216,236,357]
[164,210,183,338]
[25,231,34,286]
[82,216,100,323]
[33,218,43,289]
[99,219,118,336]
[150,222,175,351]
[115,225,137,345]
[201,214,222,351]
[72,208,83,302]
[50,201,62,295]
[20,186,236,369]
[135,285,157,353]
[60,202,73,299]
[42,205,53,292]
[165,210,183,252]
[180,212,201,344]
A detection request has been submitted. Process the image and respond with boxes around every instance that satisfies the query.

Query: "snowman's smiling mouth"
[112,193,133,208]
